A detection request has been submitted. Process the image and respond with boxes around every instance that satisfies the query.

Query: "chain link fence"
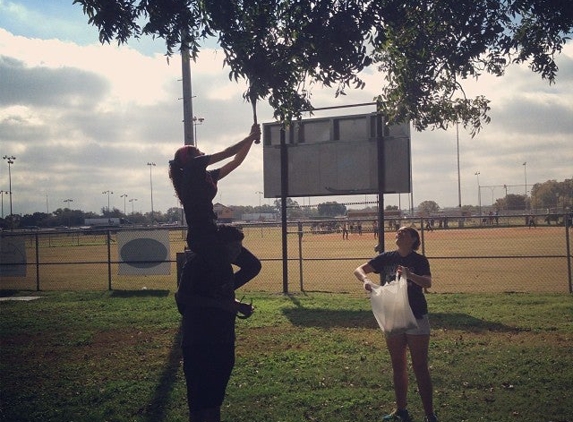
[1,213,571,294]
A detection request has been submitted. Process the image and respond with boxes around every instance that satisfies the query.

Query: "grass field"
[0,290,572,422]
[1,225,571,293]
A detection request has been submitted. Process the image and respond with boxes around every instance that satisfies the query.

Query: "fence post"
[298,221,304,291]
[280,125,289,294]
[565,216,572,294]
[35,233,40,291]
[420,218,426,255]
[107,230,112,290]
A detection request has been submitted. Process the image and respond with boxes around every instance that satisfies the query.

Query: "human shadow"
[283,306,522,333]
[0,289,21,297]
[430,312,523,333]
[142,323,183,422]
[110,289,170,298]
[283,306,379,329]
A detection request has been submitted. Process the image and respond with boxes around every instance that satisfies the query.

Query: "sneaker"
[382,409,413,422]
[424,413,438,422]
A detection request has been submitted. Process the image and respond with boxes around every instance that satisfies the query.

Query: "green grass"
[1,291,572,422]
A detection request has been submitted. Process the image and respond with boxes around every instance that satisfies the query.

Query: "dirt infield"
[240,225,572,293]
[1,225,571,293]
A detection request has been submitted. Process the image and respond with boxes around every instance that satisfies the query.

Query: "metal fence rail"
[1,214,571,294]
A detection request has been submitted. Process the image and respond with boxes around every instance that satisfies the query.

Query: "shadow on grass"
[110,289,171,298]
[283,308,379,329]
[0,289,28,297]
[430,312,523,332]
[142,323,183,422]
[283,308,522,333]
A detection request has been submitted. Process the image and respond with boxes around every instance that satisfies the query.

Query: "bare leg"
[385,333,409,410]
[407,334,434,416]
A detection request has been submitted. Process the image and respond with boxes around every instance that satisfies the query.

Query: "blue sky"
[1,0,572,217]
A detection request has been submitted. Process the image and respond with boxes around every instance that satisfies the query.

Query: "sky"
[1,0,572,218]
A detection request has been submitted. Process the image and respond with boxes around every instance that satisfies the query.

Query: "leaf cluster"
[73,0,572,134]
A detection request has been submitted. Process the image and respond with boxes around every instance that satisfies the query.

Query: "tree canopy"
[74,0,572,134]
[317,201,347,217]
[417,200,440,216]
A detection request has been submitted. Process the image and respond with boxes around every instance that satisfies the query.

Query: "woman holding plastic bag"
[354,226,438,422]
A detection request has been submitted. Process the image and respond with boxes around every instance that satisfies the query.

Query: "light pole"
[147,162,156,223]
[193,116,205,144]
[63,199,73,227]
[102,190,113,214]
[3,155,16,219]
[475,171,481,216]
[120,194,128,216]
[129,198,138,215]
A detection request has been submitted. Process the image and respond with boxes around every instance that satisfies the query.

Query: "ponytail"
[169,145,201,203]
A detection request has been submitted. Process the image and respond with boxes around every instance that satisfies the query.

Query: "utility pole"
[181,31,195,146]
[147,163,156,223]
[3,155,16,220]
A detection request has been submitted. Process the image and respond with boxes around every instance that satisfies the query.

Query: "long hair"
[168,145,200,203]
[403,227,421,250]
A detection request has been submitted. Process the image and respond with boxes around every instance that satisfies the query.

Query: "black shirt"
[368,250,431,319]
[181,154,220,238]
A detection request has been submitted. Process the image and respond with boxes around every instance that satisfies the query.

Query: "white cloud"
[0,10,572,218]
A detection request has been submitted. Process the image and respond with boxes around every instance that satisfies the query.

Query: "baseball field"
[1,224,571,293]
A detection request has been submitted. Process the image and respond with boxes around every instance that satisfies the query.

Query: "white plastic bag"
[370,275,418,334]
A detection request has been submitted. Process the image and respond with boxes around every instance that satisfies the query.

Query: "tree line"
[2,179,569,230]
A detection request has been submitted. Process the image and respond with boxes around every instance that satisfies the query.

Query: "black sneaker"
[424,413,438,422]
[382,409,413,422]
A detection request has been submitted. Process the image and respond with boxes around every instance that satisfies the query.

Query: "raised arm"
[208,124,260,167]
[213,124,260,180]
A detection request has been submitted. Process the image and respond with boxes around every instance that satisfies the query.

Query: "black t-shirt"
[181,154,220,238]
[368,250,431,319]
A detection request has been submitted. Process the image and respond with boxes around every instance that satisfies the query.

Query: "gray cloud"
[0,55,108,108]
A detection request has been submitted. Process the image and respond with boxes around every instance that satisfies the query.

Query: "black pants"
[181,306,236,412]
